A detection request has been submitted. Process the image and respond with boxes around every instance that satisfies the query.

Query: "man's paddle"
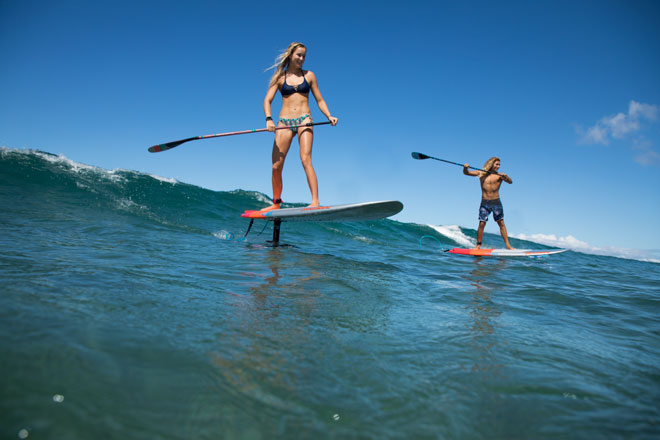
[411,151,500,175]
[149,121,332,153]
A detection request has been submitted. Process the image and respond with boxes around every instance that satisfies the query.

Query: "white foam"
[116,197,146,212]
[353,235,376,244]
[427,224,475,248]
[147,174,178,184]
[213,230,236,240]
[3,148,127,182]
[2,147,181,186]
[512,233,660,263]
[252,192,271,204]
[228,190,271,205]
[34,150,99,173]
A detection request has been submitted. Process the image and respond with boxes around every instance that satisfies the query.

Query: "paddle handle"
[149,121,333,153]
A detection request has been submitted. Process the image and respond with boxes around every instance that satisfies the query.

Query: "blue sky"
[2,0,659,251]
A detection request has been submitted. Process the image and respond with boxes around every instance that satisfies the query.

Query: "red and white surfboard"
[448,248,567,257]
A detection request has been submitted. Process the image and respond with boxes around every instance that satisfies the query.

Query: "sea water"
[1,148,659,439]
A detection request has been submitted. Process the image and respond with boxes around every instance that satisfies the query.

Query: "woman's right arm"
[264,82,279,132]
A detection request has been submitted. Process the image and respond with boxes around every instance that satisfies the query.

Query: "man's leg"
[496,219,514,249]
[475,221,486,249]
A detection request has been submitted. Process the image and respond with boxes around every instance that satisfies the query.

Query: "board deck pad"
[448,248,568,257]
[241,200,403,222]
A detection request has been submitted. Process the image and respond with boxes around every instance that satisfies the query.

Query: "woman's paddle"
[411,151,501,175]
[149,121,332,153]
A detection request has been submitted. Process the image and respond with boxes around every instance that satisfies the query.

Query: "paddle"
[148,121,332,153]
[411,151,502,175]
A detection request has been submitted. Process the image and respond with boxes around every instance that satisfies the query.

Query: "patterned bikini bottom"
[279,114,312,132]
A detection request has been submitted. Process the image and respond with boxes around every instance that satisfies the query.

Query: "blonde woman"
[463,157,514,249]
[261,42,338,212]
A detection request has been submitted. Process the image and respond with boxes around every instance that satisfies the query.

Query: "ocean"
[1,148,659,439]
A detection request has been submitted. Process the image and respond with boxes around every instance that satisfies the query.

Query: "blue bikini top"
[280,70,310,96]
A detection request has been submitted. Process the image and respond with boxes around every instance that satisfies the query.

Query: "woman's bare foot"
[259,198,282,212]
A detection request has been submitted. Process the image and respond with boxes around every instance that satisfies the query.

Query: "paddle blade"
[411,152,430,160]
[149,142,178,153]
[148,137,198,153]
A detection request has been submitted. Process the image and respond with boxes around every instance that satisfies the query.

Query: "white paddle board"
[242,200,403,222]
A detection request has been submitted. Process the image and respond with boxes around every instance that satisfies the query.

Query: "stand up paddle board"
[242,200,403,222]
[240,200,403,246]
[448,248,567,257]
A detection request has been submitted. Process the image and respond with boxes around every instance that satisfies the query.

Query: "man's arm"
[500,173,513,184]
[463,164,480,177]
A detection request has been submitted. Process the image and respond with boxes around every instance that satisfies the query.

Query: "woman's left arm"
[308,71,338,126]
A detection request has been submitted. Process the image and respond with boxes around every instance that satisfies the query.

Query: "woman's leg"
[261,128,294,212]
[298,123,319,207]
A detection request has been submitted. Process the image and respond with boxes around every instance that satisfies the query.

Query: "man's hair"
[480,157,500,177]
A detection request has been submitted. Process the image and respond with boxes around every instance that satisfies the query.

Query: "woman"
[261,42,338,211]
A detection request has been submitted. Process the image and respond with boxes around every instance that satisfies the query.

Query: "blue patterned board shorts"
[478,198,504,222]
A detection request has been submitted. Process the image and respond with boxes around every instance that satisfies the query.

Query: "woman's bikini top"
[280,70,310,96]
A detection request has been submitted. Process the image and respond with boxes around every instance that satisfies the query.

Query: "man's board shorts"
[478,198,504,222]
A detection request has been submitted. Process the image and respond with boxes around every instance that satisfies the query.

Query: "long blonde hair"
[267,42,306,87]
[480,157,500,177]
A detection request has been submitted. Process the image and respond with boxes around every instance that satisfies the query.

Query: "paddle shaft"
[411,152,503,175]
[149,121,332,153]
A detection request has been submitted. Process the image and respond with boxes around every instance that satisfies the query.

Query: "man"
[463,157,514,249]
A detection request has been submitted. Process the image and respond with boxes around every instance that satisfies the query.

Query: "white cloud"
[629,101,659,120]
[512,232,660,263]
[607,112,640,138]
[513,233,589,249]
[631,137,660,167]
[634,149,660,166]
[577,100,658,145]
[581,124,610,144]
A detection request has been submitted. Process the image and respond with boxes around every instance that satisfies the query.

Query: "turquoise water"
[1,148,659,439]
